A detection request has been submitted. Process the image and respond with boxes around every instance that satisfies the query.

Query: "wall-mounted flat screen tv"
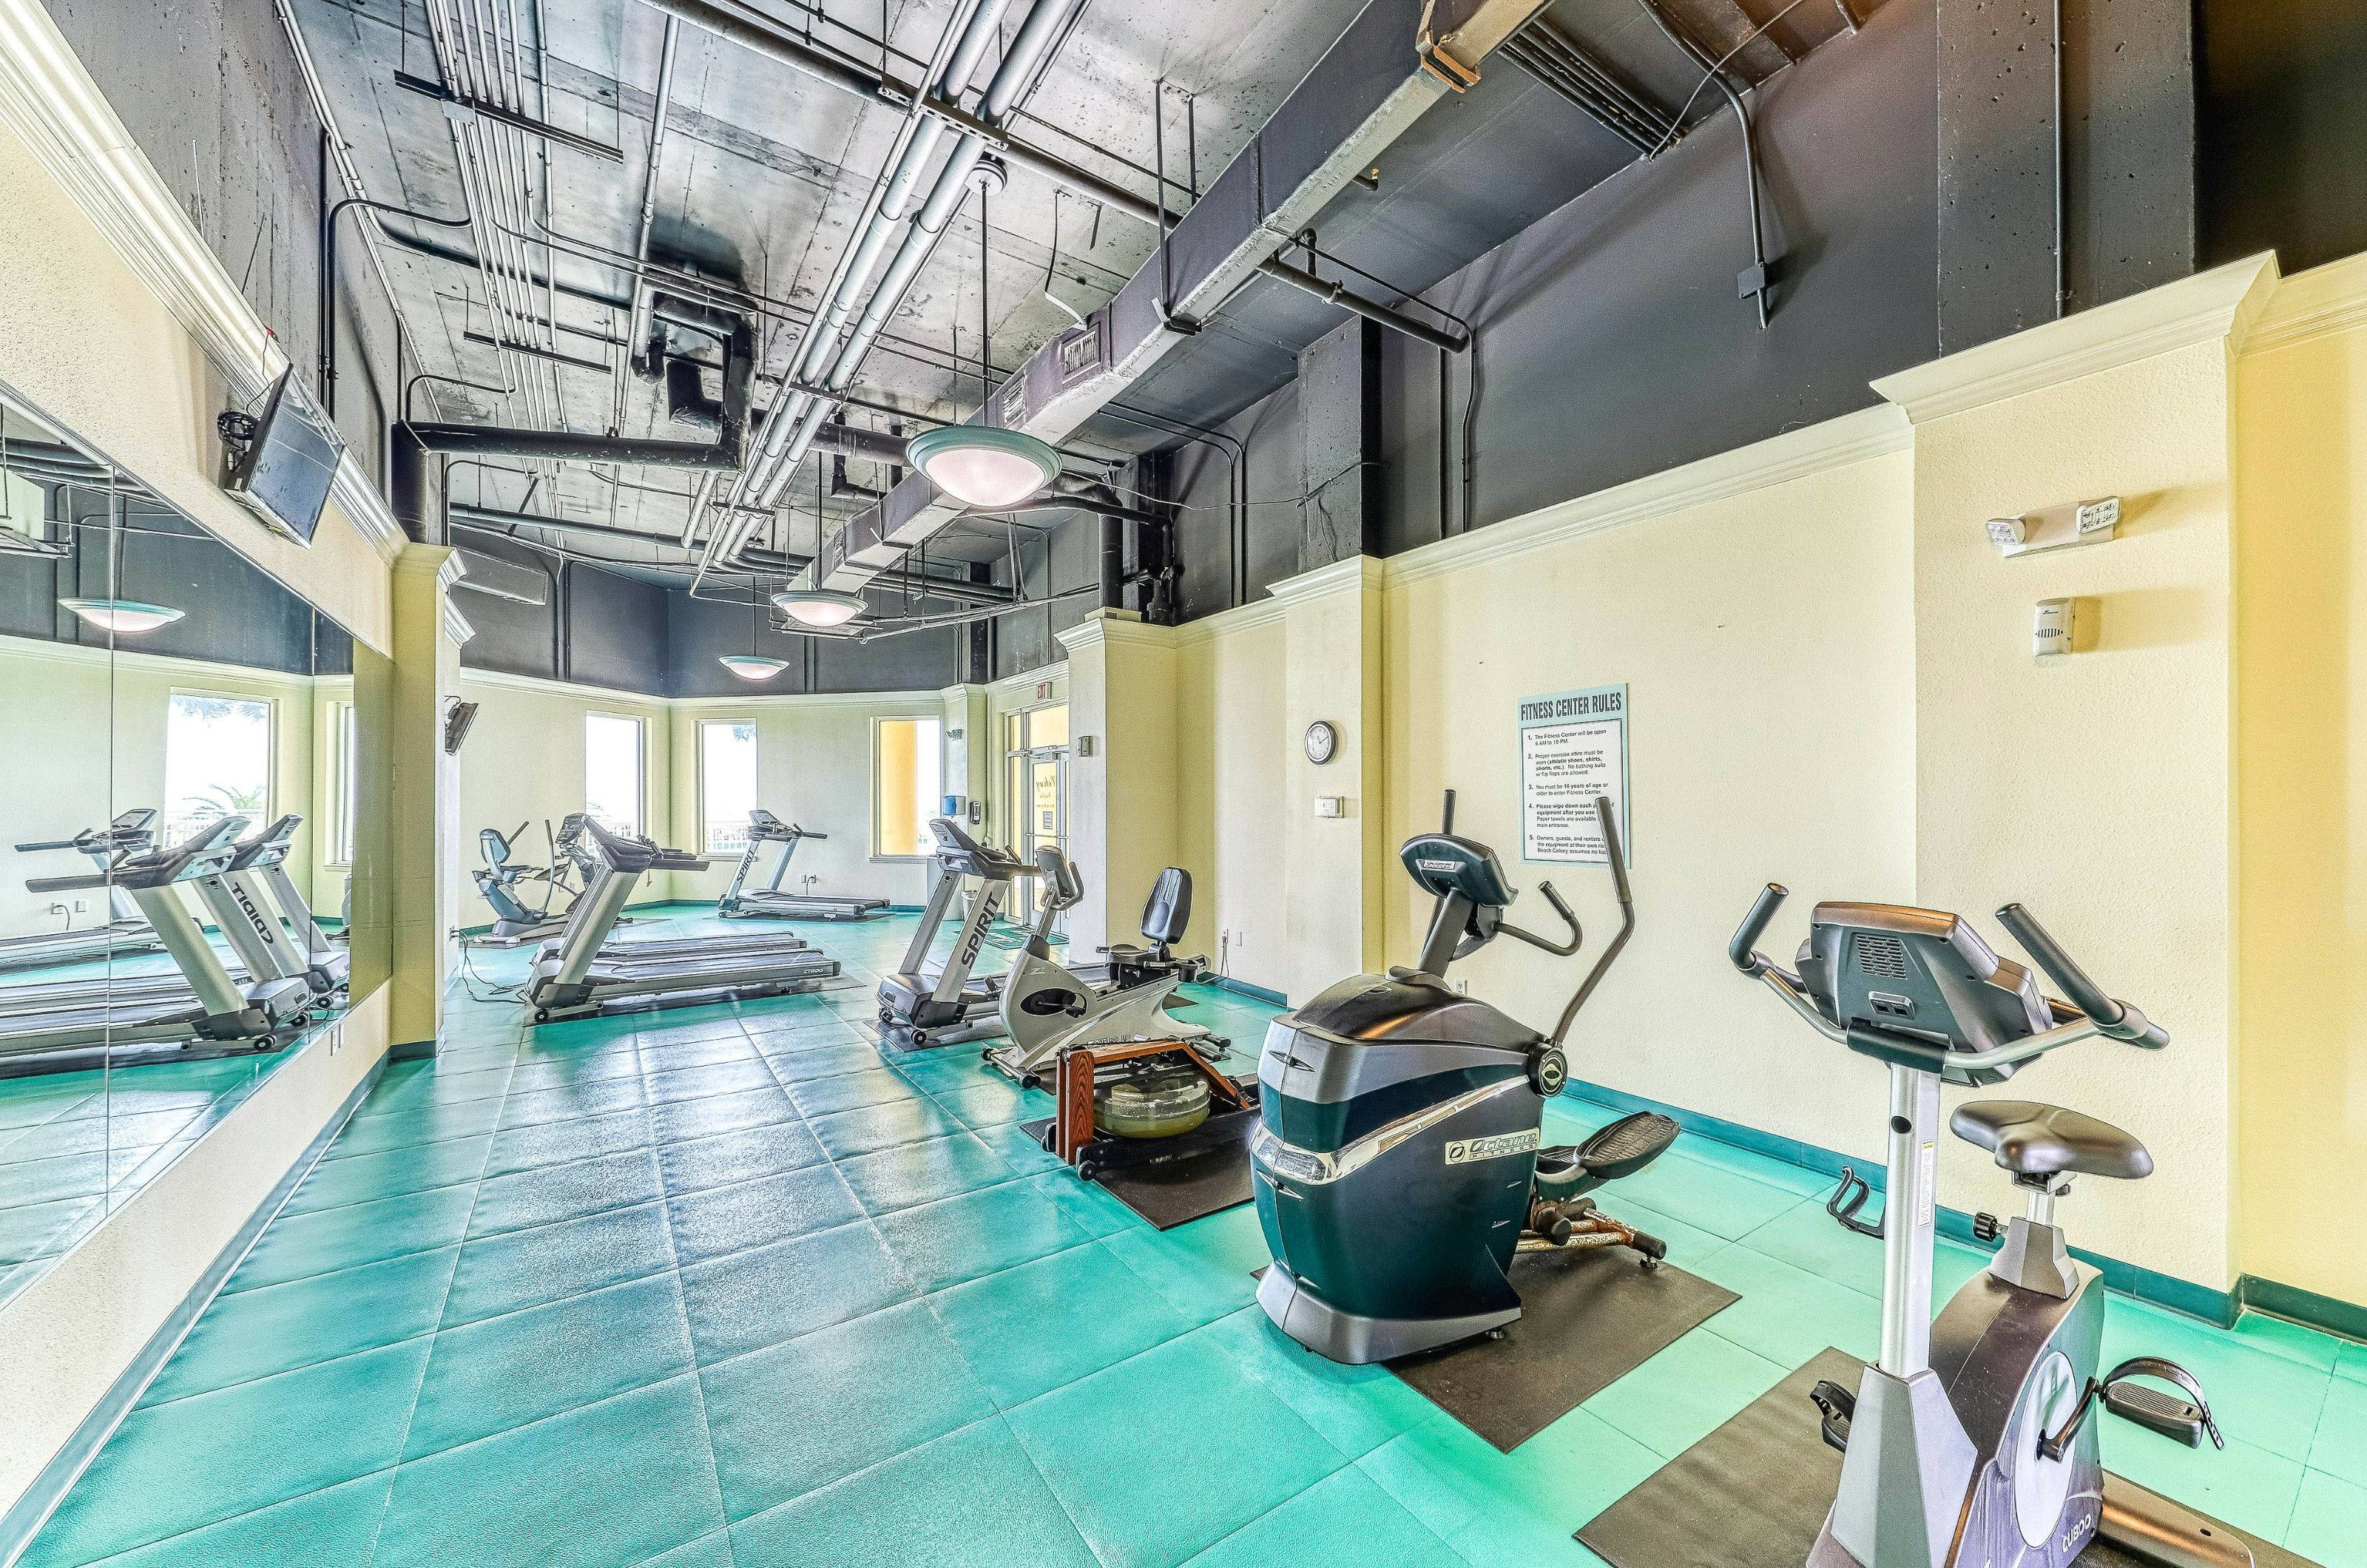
[225,368,344,544]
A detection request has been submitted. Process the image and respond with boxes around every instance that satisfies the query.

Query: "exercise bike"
[1252,793,1680,1365]
[468,820,589,948]
[988,848,1215,1084]
[1729,887,2247,1568]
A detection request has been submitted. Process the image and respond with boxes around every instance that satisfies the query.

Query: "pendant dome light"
[772,493,866,627]
[60,475,182,635]
[904,425,1059,510]
[720,578,787,680]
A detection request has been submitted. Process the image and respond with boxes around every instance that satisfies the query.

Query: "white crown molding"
[987,661,1067,698]
[1172,593,1288,646]
[0,0,279,403]
[2242,252,2367,356]
[440,600,476,647]
[1874,254,2282,424]
[1268,554,1382,606]
[0,630,320,691]
[1382,402,1911,590]
[457,666,675,707]
[459,662,948,714]
[1054,608,1169,655]
[330,463,406,566]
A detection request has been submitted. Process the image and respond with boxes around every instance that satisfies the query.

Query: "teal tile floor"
[21,907,2366,1567]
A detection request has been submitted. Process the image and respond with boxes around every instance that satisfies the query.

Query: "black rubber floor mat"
[1388,1247,1739,1453]
[1577,1346,2316,1568]
[1018,1114,1256,1229]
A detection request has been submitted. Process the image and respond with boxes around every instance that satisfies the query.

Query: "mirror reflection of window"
[161,693,273,847]
[336,701,359,866]
[701,720,759,854]
[584,713,644,837]
[874,717,942,857]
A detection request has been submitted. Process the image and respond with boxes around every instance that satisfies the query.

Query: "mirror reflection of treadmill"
[0,810,167,971]
[715,810,888,922]
[0,816,318,1072]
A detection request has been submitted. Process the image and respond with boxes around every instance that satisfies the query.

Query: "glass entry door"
[1003,703,1069,933]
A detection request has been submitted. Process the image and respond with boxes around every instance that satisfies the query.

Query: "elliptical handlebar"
[1547,797,1637,1048]
[1994,902,2169,1050]
[1498,882,1581,956]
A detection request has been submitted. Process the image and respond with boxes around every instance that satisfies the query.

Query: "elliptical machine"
[989,849,1215,1084]
[1728,887,2246,1568]
[1252,794,1679,1365]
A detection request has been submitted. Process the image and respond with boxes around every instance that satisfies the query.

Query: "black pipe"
[408,425,742,470]
[1098,514,1124,609]
[321,197,472,419]
[1637,0,1773,327]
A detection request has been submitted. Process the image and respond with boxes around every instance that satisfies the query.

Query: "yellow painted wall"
[2230,254,2367,1307]
[1175,610,1290,993]
[1383,445,1919,1186]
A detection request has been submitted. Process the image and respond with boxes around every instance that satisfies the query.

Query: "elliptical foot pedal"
[1578,1112,1680,1180]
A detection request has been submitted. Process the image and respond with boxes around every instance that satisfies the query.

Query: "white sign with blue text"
[1518,684,1629,865]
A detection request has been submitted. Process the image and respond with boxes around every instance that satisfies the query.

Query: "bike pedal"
[2105,1382,2209,1448]
[1809,1379,1855,1454]
[1971,1212,2003,1244]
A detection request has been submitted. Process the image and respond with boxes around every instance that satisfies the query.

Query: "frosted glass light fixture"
[58,598,183,634]
[772,588,865,629]
[905,425,1058,509]
[717,653,787,680]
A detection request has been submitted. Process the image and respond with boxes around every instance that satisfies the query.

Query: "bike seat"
[1950,1101,2152,1180]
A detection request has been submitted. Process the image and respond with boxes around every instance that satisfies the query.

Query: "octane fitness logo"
[1445,1128,1540,1164]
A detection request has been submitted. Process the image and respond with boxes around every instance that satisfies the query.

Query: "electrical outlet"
[47,903,66,917]
[72,899,87,914]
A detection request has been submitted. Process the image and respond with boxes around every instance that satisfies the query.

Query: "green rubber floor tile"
[666,1163,862,1265]
[1584,1193,1726,1267]
[1201,1303,1440,1460]
[143,1246,458,1405]
[507,1050,644,1094]
[757,1041,881,1083]
[0,1084,99,1133]
[1607,1150,1808,1242]
[2232,1311,2347,1374]
[352,1063,512,1117]
[1007,1329,1350,1568]
[1355,1405,1653,1558]
[229,1183,477,1294]
[2098,1426,2303,1543]
[700,1297,996,1520]
[644,1058,778,1106]
[2283,1467,2367,1568]
[1019,1169,1149,1239]
[933,1078,1054,1130]
[925,1239,1193,1408]
[658,1119,827,1197]
[784,1067,919,1118]
[1662,1132,1835,1199]
[2337,1341,2367,1386]
[630,1012,749,1043]
[282,1136,487,1216]
[2102,1297,2332,1463]
[1735,1194,1885,1297]
[0,1194,103,1266]
[634,1033,762,1073]
[496,1075,649,1131]
[726,1416,1097,1568]
[837,1131,1014,1215]
[1691,1243,1882,1368]
[373,1376,728,1568]
[882,1051,985,1093]
[1098,1205,1270,1327]
[973,1120,1070,1176]
[1546,1100,1633,1139]
[58,1470,396,1568]
[808,1096,966,1159]
[678,1219,916,1364]
[629,1529,737,1567]
[2307,1373,2367,1488]
[482,1107,655,1178]
[24,1339,430,1565]
[646,1087,798,1146]
[872,1177,1090,1294]
[405,1274,696,1459]
[467,1149,664,1239]
[1183,1464,1468,1568]
[441,1199,675,1327]
[1451,1511,1611,1568]
[1575,1319,1789,1459]
[324,1097,504,1160]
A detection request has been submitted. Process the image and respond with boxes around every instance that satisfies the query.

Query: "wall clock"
[1305,720,1339,765]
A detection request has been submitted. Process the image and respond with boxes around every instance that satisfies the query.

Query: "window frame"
[162,688,277,848]
[870,714,944,861]
[582,710,646,839]
[698,718,761,856]
[330,698,359,868]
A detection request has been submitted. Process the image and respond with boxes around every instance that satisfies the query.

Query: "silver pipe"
[621,13,684,435]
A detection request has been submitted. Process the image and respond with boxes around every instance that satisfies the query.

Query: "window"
[331,700,359,865]
[700,720,760,854]
[163,693,273,847]
[873,716,943,857]
[584,713,644,837]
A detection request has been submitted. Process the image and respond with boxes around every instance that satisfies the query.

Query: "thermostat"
[1314,796,1346,819]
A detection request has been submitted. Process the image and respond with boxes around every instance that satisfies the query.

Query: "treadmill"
[0,817,317,1071]
[0,809,167,971]
[717,811,890,923]
[875,819,1027,1049]
[541,814,811,966]
[522,818,840,1022]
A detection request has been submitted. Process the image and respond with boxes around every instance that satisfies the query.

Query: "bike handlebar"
[1729,884,1789,976]
[1994,903,2168,1050]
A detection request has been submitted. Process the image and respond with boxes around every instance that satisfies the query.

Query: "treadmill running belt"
[1385,1246,1739,1452]
[1576,1347,2316,1568]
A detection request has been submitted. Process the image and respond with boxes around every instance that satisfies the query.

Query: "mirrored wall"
[0,391,378,1303]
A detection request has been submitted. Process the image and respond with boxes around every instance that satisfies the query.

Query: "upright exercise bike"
[1252,794,1680,1365]
[469,820,589,947]
[1729,887,2246,1568]
[989,848,1214,1084]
